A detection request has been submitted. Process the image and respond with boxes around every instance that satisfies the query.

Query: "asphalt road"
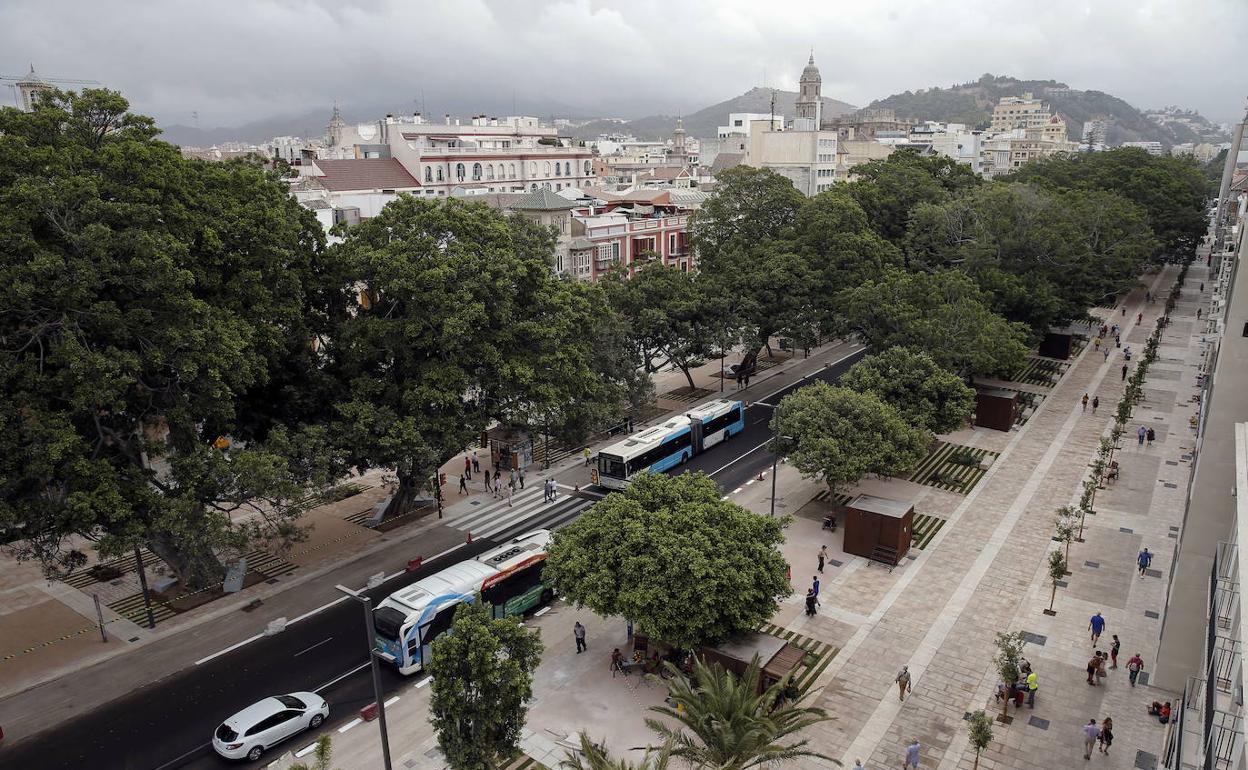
[6,345,864,770]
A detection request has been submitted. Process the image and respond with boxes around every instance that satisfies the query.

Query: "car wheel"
[310,713,324,729]
[247,745,264,762]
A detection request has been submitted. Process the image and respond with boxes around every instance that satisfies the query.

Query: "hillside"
[569,87,857,140]
[867,74,1202,147]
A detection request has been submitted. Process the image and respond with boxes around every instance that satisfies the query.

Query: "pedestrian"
[895,665,912,701]
[1114,334,1120,348]
[1097,651,1108,683]
[472,455,480,474]
[1111,323,1119,336]
[1110,635,1120,669]
[518,468,525,490]
[735,371,743,389]
[1082,393,1089,411]
[484,468,492,489]
[508,471,516,490]
[1198,307,1203,320]
[494,478,503,498]
[1121,306,1126,317]
[744,372,751,388]
[1137,312,1143,324]
[464,456,472,479]
[1094,336,1102,351]
[1103,348,1110,362]
[458,474,468,495]
[1126,653,1145,687]
[583,447,592,467]
[904,739,921,770]
[1122,363,1128,381]
[1098,717,1114,755]
[852,761,864,770]
[550,478,558,501]
[1147,427,1155,446]
[1201,282,1205,292]
[1026,669,1038,708]
[573,621,587,653]
[1082,719,1100,759]
[804,588,817,616]
[1089,611,1105,645]
[817,545,827,573]
[1087,653,1101,685]
[506,484,513,507]
[1137,425,1147,446]
[812,576,820,598]
[1092,396,1099,413]
[1146,290,1152,303]
[1137,547,1152,577]
[1124,347,1132,362]
[542,478,550,503]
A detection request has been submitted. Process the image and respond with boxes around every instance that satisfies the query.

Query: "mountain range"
[867,74,1227,147]
[156,75,1222,150]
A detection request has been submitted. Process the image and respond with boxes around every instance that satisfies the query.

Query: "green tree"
[544,473,790,648]
[0,89,342,589]
[603,264,715,391]
[428,600,543,770]
[836,269,1032,378]
[1045,550,1067,615]
[792,188,903,296]
[770,383,929,496]
[967,710,994,770]
[844,148,978,245]
[992,631,1026,721]
[1007,147,1208,255]
[689,166,806,260]
[331,196,609,516]
[646,657,833,770]
[840,347,975,433]
[290,735,336,770]
[560,738,673,770]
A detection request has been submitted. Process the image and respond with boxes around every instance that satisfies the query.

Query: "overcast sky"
[2,0,1245,130]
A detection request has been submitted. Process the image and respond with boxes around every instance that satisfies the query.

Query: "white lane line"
[534,606,551,617]
[289,595,348,625]
[295,742,318,757]
[732,487,743,494]
[745,479,756,485]
[416,676,434,688]
[315,661,370,693]
[293,636,334,658]
[384,695,400,708]
[338,718,363,733]
[194,633,263,666]
[152,742,212,770]
[756,346,864,406]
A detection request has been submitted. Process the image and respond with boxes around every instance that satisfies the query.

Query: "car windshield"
[215,723,238,742]
[275,694,306,709]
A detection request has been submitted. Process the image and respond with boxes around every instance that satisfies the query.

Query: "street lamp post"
[769,434,795,518]
[337,586,394,770]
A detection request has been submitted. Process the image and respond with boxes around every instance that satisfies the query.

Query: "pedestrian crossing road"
[446,484,601,543]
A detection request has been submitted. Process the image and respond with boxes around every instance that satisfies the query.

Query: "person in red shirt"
[1126,653,1145,687]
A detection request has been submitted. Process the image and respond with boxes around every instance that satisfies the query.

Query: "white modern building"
[1122,141,1166,156]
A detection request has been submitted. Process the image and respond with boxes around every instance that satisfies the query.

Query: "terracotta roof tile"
[313,159,420,192]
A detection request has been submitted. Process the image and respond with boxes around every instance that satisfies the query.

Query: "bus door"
[689,417,705,454]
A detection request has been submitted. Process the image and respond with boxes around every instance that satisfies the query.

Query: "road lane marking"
[315,661,371,693]
[416,675,434,688]
[756,346,865,406]
[295,742,318,757]
[293,636,334,657]
[194,633,263,666]
[384,696,400,707]
[289,595,348,625]
[338,718,363,733]
[152,742,211,770]
[534,606,551,617]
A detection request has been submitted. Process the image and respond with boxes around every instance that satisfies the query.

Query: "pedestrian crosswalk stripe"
[444,486,591,540]
[491,499,593,543]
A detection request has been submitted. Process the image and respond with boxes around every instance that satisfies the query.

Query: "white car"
[212,692,329,762]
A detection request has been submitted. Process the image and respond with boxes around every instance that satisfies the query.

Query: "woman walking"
[1098,717,1114,754]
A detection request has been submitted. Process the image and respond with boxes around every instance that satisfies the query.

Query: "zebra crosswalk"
[444,485,598,543]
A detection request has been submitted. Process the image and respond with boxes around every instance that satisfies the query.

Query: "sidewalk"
[0,336,850,745]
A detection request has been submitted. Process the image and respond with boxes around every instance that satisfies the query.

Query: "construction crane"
[0,64,100,111]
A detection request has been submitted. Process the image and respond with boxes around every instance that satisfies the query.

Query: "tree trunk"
[678,362,697,391]
[1049,582,1057,613]
[384,471,420,519]
[147,528,226,592]
[973,750,980,770]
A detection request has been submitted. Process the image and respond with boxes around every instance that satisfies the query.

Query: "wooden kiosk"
[698,631,805,694]
[1038,332,1074,360]
[973,387,1019,432]
[843,494,914,567]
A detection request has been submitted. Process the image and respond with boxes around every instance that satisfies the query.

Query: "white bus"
[593,399,745,490]
[372,530,553,675]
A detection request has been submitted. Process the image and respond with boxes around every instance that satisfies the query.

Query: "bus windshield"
[373,606,407,642]
[599,455,626,479]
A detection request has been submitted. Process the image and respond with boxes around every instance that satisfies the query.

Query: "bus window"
[419,603,461,648]
[600,455,626,479]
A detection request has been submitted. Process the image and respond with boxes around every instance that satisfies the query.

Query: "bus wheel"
[541,588,554,605]
[681,452,689,465]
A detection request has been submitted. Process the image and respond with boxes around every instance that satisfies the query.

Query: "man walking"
[458,474,468,495]
[518,468,525,490]
[583,447,592,467]
[1137,425,1147,446]
[804,588,817,616]
[1092,396,1099,413]
[904,739,921,770]
[1082,719,1101,759]
[1137,547,1152,577]
[817,545,828,573]
[812,576,820,598]
[1089,611,1106,645]
[1122,364,1128,381]
[1110,634,1120,669]
[542,478,551,503]
[1147,427,1156,446]
[464,456,472,480]
[472,455,480,475]
[1126,653,1145,687]
[1026,669,1038,708]
[895,665,912,701]
[1082,393,1089,411]
[573,621,587,654]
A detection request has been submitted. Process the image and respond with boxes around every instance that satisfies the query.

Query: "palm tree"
[560,735,673,770]
[643,656,837,770]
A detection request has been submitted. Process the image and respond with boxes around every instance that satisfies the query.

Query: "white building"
[989,92,1052,132]
[1121,141,1166,156]
[908,122,983,174]
[717,113,784,138]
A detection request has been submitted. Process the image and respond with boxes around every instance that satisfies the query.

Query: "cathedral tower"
[795,52,821,126]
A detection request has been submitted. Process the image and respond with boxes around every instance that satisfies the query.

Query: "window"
[669,233,679,254]
[734,119,743,127]
[584,160,591,175]
[424,166,432,183]
[530,161,537,175]
[486,165,494,180]
[555,162,561,176]
[472,162,482,181]
[544,162,551,175]
[437,167,444,182]
[509,163,515,178]
[455,163,465,181]
[564,162,571,176]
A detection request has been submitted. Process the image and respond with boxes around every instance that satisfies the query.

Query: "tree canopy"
[840,347,975,434]
[845,148,979,244]
[428,599,543,770]
[603,264,716,391]
[836,269,1032,377]
[770,382,929,495]
[543,473,790,648]
[0,89,341,588]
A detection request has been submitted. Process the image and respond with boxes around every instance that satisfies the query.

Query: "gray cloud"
[2,0,1245,131]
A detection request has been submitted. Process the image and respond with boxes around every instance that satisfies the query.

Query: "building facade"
[988,92,1052,132]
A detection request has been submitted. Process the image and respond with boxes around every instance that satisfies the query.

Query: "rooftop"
[312,158,420,192]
